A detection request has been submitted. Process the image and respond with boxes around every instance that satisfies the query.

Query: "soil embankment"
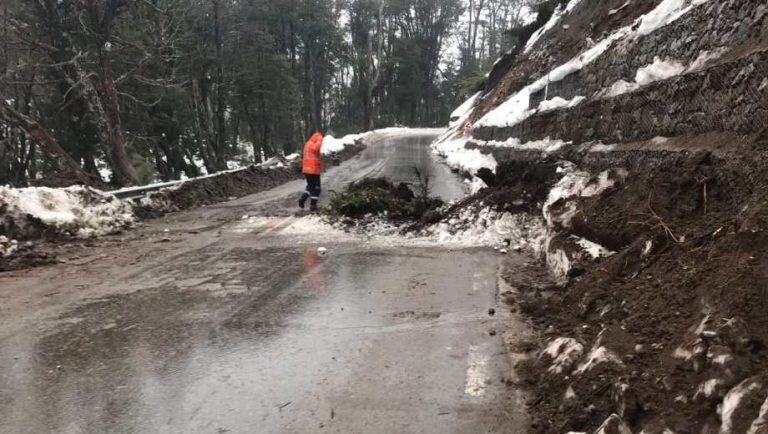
[502,140,768,433]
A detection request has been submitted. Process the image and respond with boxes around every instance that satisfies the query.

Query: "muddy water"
[0,246,527,433]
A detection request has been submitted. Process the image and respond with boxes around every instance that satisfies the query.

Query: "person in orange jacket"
[299,131,324,211]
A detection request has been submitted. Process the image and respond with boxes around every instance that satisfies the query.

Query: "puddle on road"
[0,247,526,433]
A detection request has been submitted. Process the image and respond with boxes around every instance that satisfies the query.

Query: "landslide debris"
[508,148,768,433]
[326,177,444,225]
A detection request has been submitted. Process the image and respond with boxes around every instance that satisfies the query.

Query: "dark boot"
[309,199,319,212]
[299,192,309,209]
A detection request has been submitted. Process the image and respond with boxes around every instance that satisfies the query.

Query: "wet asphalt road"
[0,130,529,433]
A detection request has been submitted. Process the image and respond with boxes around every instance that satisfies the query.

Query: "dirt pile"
[133,165,299,219]
[507,146,768,433]
[473,158,562,213]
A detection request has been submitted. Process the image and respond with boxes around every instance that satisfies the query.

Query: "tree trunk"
[96,62,136,186]
[0,103,92,184]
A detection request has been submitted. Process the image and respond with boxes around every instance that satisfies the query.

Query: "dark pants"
[305,174,321,199]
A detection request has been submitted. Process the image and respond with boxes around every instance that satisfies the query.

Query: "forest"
[1,0,535,187]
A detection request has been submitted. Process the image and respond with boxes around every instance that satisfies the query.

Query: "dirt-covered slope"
[432,0,768,432]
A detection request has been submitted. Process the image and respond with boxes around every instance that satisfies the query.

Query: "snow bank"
[432,138,498,175]
[0,186,134,238]
[466,177,488,195]
[445,148,497,175]
[479,94,586,130]
[282,204,545,250]
[322,133,366,155]
[420,206,546,249]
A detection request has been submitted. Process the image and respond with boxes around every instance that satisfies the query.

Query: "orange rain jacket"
[302,132,324,175]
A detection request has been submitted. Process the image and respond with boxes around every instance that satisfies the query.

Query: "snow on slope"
[605,49,726,97]
[0,186,134,238]
[478,0,713,129]
[481,137,570,153]
[450,92,481,127]
[525,0,584,53]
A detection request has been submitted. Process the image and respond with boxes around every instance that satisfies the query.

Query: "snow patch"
[0,235,19,257]
[577,346,623,374]
[686,48,727,73]
[589,143,617,153]
[749,395,768,434]
[476,88,533,128]
[543,167,623,228]
[481,137,570,153]
[538,95,585,112]
[574,237,614,259]
[608,0,632,16]
[564,385,577,400]
[450,92,480,127]
[545,245,572,281]
[635,0,711,37]
[695,378,723,399]
[721,378,763,434]
[445,148,498,175]
[541,337,585,374]
[636,57,686,86]
[606,57,685,97]
[466,177,488,195]
[420,206,546,249]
